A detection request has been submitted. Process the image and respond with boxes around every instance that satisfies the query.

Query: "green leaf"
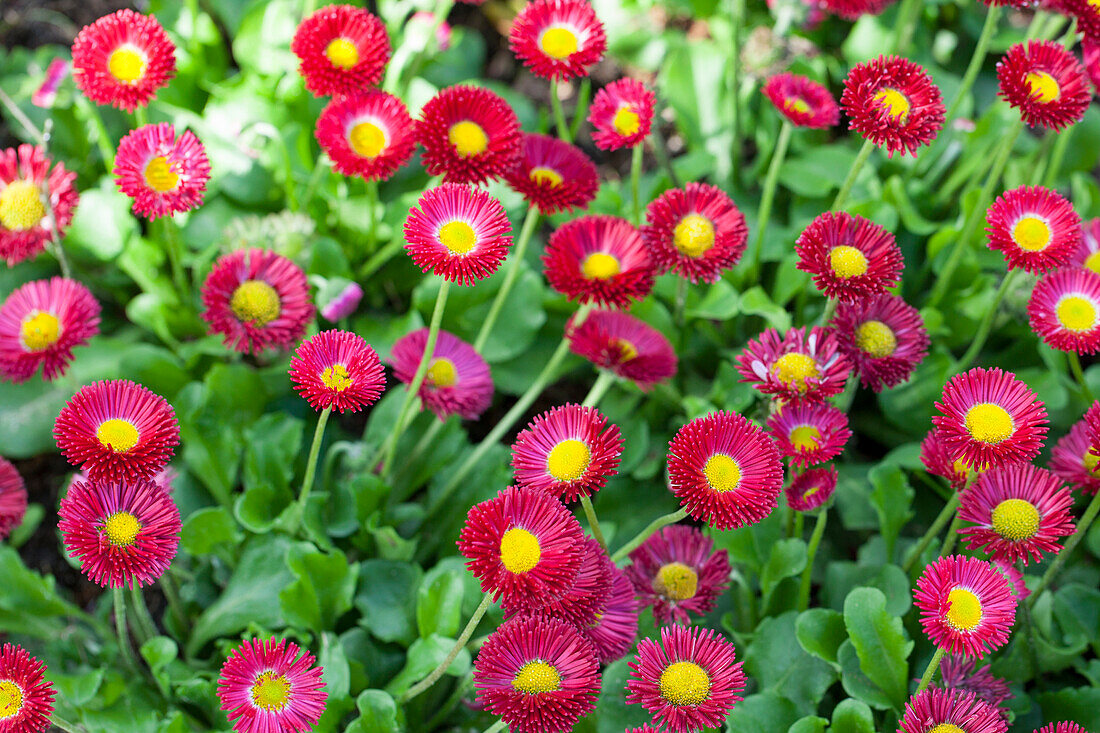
[243,413,304,494]
[416,566,465,639]
[789,715,829,733]
[688,279,740,320]
[279,545,359,633]
[346,689,403,733]
[842,587,913,712]
[739,286,793,331]
[1037,687,1100,729]
[724,691,800,731]
[837,640,893,710]
[744,611,838,715]
[180,506,242,556]
[319,631,351,700]
[48,668,104,707]
[760,538,808,610]
[65,179,137,262]
[383,635,471,697]
[868,465,915,563]
[355,560,422,645]
[0,545,81,636]
[829,698,876,733]
[593,657,651,733]
[796,608,847,667]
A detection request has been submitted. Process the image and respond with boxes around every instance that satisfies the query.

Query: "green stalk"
[1029,490,1100,604]
[955,268,1019,371]
[570,78,592,140]
[902,492,961,573]
[797,507,828,611]
[400,593,493,703]
[483,722,507,733]
[134,105,149,128]
[160,572,188,633]
[578,370,616,550]
[581,369,615,409]
[1068,351,1096,404]
[49,716,87,733]
[819,297,838,328]
[113,588,137,670]
[650,121,682,188]
[474,208,540,352]
[939,512,964,557]
[129,586,157,644]
[551,79,572,143]
[890,0,923,57]
[914,647,947,694]
[610,507,689,563]
[295,406,332,532]
[1018,559,1042,678]
[74,96,116,169]
[747,121,793,281]
[300,155,330,211]
[831,139,875,212]
[1042,126,1072,189]
[161,218,189,302]
[366,179,379,254]
[943,5,1003,124]
[631,143,645,226]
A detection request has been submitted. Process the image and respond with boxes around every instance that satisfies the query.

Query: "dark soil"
[0,0,132,50]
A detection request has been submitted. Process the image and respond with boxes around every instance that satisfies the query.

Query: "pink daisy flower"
[579,566,639,664]
[505,536,613,627]
[914,555,1018,658]
[319,282,363,322]
[992,557,1030,602]
[841,55,945,157]
[832,293,929,392]
[786,465,838,512]
[737,326,852,405]
[795,211,903,303]
[503,133,599,214]
[0,277,100,384]
[937,654,1012,714]
[114,123,210,220]
[1028,267,1100,354]
[1034,724,1089,733]
[71,9,176,112]
[509,0,606,81]
[32,58,69,109]
[1067,217,1100,275]
[920,429,984,491]
[314,90,416,181]
[0,457,28,540]
[997,41,1091,131]
[762,72,840,129]
[766,402,851,467]
[625,525,730,626]
[0,643,56,733]
[417,85,522,185]
[289,330,385,414]
[404,184,512,286]
[388,328,493,420]
[544,215,655,308]
[820,0,892,20]
[588,78,656,150]
[898,688,1007,733]
[985,185,1080,274]
[217,637,327,733]
[1050,416,1100,495]
[290,4,391,97]
[567,309,677,390]
[641,183,748,284]
[0,144,78,267]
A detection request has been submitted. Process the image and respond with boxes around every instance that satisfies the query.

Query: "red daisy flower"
[625,525,730,626]
[997,41,1091,131]
[404,184,512,286]
[588,78,655,150]
[201,248,314,355]
[288,330,385,414]
[1069,0,1100,42]
[1085,35,1100,88]
[832,293,929,392]
[0,277,100,384]
[388,328,493,420]
[503,133,599,214]
[58,475,181,588]
[290,4,390,97]
[767,402,850,467]
[737,326,852,405]
[0,644,55,733]
[1050,416,1100,495]
[641,183,748,284]
[992,557,1030,602]
[509,0,606,81]
[314,90,416,181]
[511,403,624,502]
[762,72,840,129]
[474,614,601,733]
[898,688,1007,733]
[506,536,613,627]
[1084,400,1100,453]
[1068,218,1100,275]
[32,58,69,109]
[920,429,987,491]
[417,85,522,185]
[1035,724,1089,733]
[932,367,1049,470]
[627,625,746,733]
[54,379,179,482]
[0,457,27,541]
[986,186,1080,274]
[0,145,78,267]
[114,123,210,220]
[795,212,903,303]
[579,566,639,664]
[819,0,893,20]
[71,9,176,112]
[959,463,1075,565]
[457,485,584,606]
[544,215,654,307]
[841,55,944,157]
[914,555,1018,658]
[1028,267,1100,354]
[567,309,677,390]
[217,637,327,733]
[667,411,784,530]
[938,654,1012,714]
[786,465,838,512]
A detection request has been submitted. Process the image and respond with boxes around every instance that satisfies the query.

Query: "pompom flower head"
[580,567,639,664]
[201,248,314,355]
[767,402,851,467]
[544,215,655,307]
[914,555,1018,658]
[820,0,892,20]
[921,428,984,491]
[289,330,385,413]
[832,293,929,391]
[786,465,838,512]
[114,123,210,220]
[315,90,416,181]
[0,277,100,384]
[588,78,656,149]
[509,0,606,81]
[71,9,176,112]
[1034,724,1089,733]
[404,184,512,285]
[0,145,78,267]
[1069,217,1100,274]
[0,643,56,733]
[642,183,748,284]
[938,654,1012,713]
[667,411,784,530]
[795,211,903,303]
[1050,415,1100,495]
[763,72,840,128]
[58,476,181,588]
[625,525,731,626]
[627,625,746,733]
[417,85,522,185]
[320,281,362,322]
[505,536,612,627]
[503,133,599,214]
[474,615,601,733]
[898,688,1007,733]
[54,379,179,482]
[0,457,28,540]
[511,403,623,502]
[841,55,944,156]
[567,309,677,390]
[997,41,1090,131]
[985,185,1080,274]
[291,4,390,97]
[1028,267,1100,354]
[217,637,327,733]
[388,328,493,420]
[738,326,851,405]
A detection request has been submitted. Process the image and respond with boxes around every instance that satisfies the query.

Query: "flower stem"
[399,593,494,703]
[610,507,689,563]
[295,405,332,531]
[474,208,540,352]
[955,268,1019,371]
[577,370,615,550]
[74,95,116,169]
[160,571,188,632]
[161,217,189,302]
[914,647,947,694]
[569,78,592,140]
[1018,559,1042,677]
[944,5,1002,124]
[483,721,507,733]
[902,492,961,573]
[889,0,923,56]
[748,120,793,281]
[797,507,828,612]
[113,587,137,670]
[1068,351,1096,404]
[129,585,157,644]
[366,178,379,254]
[300,155,330,210]
[1029,489,1100,604]
[1042,125,1072,189]
[50,716,88,733]
[831,138,875,212]
[939,512,964,557]
[631,142,644,226]
[551,79,572,143]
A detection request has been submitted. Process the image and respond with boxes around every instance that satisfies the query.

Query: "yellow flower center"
[613,337,639,361]
[250,671,291,711]
[929,726,967,733]
[964,403,1014,445]
[1085,250,1100,275]
[802,483,822,499]
[1025,71,1061,103]
[673,214,716,258]
[944,587,983,631]
[1084,449,1100,476]
[448,121,489,157]
[772,352,819,390]
[872,87,911,122]
[512,661,561,694]
[703,453,741,493]
[529,166,564,187]
[539,27,578,59]
[789,425,821,451]
[1012,216,1052,252]
[659,661,711,706]
[321,363,354,392]
[653,562,698,601]
[438,221,477,254]
[581,252,621,280]
[991,498,1041,541]
[952,457,975,478]
[20,311,60,351]
[349,121,387,158]
[102,510,141,547]
[546,439,591,481]
[230,280,281,326]
[612,105,641,136]
[0,680,23,720]
[829,245,869,279]
[96,418,140,453]
[855,320,898,358]
[784,97,811,115]
[143,156,179,193]
[325,37,360,69]
[1056,295,1097,332]
[107,46,146,84]
[0,180,45,232]
[499,527,541,573]
[426,357,458,388]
